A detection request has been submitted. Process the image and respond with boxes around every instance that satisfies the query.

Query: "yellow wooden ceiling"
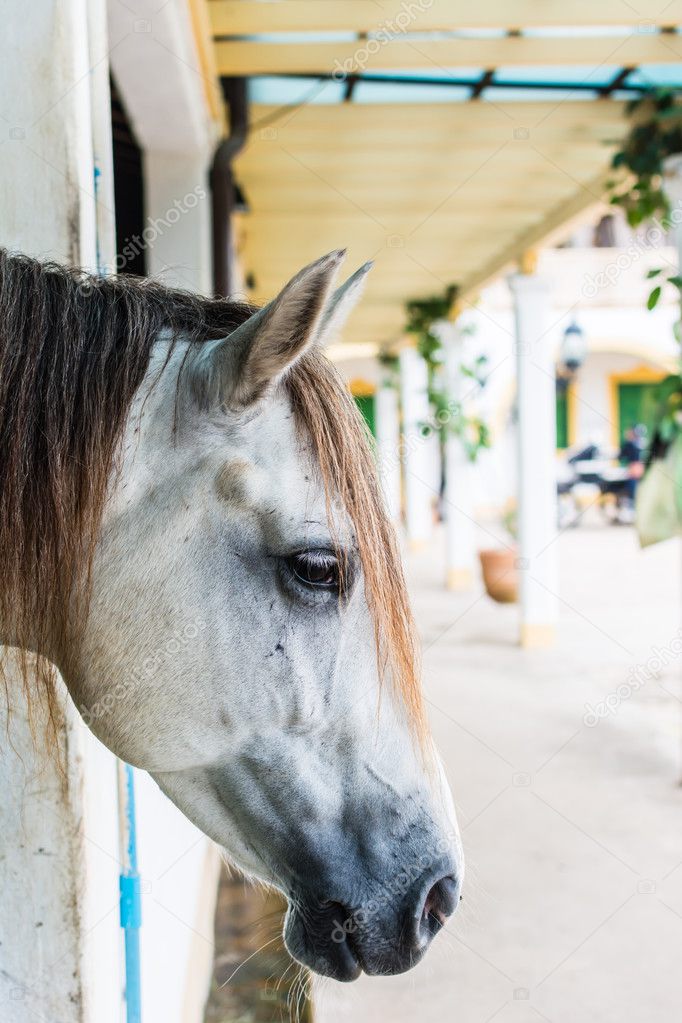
[233,101,624,344]
[205,1,675,347]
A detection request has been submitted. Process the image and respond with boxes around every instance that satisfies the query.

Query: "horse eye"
[289,551,340,590]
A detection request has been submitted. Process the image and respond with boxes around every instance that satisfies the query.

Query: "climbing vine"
[404,289,490,462]
[609,89,682,448]
[377,348,400,390]
[609,89,682,227]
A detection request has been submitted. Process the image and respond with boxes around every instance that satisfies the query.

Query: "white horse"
[0,248,462,981]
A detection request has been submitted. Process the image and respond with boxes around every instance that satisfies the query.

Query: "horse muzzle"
[283,863,462,981]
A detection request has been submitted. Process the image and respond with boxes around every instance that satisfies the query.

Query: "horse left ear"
[190,249,346,409]
[314,260,373,348]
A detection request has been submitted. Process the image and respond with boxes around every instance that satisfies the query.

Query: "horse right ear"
[189,250,346,410]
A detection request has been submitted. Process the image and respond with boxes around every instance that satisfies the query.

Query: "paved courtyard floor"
[316,523,682,1023]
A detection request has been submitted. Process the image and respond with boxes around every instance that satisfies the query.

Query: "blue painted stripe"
[120,764,142,1023]
[93,157,141,1023]
[125,763,139,872]
[123,925,142,1023]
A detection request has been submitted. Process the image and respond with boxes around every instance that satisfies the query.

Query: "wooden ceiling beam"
[209,0,682,35]
[215,34,682,75]
[239,192,579,213]
[239,127,623,148]
[188,0,225,126]
[245,100,625,128]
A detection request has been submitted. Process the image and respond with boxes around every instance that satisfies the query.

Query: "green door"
[617,382,660,445]
[556,390,569,449]
[354,393,376,437]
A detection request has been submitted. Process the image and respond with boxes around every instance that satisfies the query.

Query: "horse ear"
[315,260,373,348]
[190,249,346,409]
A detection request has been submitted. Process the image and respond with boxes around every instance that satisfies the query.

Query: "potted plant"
[479,502,518,604]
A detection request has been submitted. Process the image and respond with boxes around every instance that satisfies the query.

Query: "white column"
[0,4,121,1023]
[144,151,213,295]
[509,271,559,648]
[88,0,117,273]
[108,0,218,298]
[399,347,434,548]
[375,385,402,521]
[442,322,477,590]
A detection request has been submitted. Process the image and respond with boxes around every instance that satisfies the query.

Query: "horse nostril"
[420,874,459,940]
[284,897,363,982]
[320,900,363,980]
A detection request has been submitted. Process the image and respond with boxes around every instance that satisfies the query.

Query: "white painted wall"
[0,3,122,1022]
[136,773,220,1023]
[0,2,221,1021]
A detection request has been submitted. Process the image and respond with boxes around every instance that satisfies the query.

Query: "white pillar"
[0,4,122,1023]
[509,271,559,648]
[375,385,402,521]
[399,347,434,549]
[88,0,117,274]
[442,322,477,590]
[144,151,213,295]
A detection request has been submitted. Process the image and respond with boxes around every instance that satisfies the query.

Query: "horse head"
[1,249,462,981]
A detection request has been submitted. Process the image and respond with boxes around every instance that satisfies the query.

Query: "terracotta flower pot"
[479,548,518,604]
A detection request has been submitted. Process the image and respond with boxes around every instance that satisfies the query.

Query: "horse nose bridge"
[313,813,460,917]
[325,766,459,874]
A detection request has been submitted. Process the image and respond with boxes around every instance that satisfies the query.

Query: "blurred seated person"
[619,425,645,503]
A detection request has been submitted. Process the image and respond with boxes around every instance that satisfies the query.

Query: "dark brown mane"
[0,249,423,744]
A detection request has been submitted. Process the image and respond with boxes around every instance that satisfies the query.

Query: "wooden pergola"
[203,0,682,347]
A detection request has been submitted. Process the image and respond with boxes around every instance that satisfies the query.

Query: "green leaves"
[645,272,682,311]
[404,288,491,462]
[460,417,491,463]
[615,90,682,447]
[377,348,400,389]
[641,375,682,446]
[405,287,458,341]
[608,89,682,226]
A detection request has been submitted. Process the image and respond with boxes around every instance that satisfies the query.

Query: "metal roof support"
[211,77,249,298]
